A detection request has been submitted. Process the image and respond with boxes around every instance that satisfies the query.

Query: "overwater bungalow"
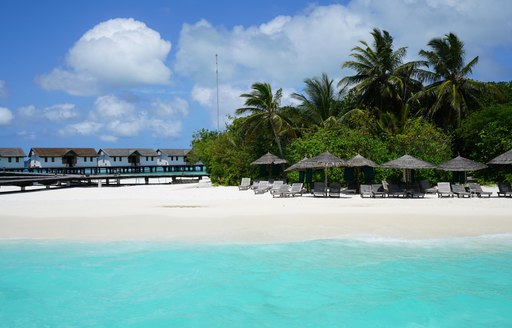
[0,148,26,170]
[97,148,159,167]
[28,148,98,168]
[156,149,190,166]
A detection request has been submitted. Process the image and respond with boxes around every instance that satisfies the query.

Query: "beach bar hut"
[437,155,487,183]
[0,148,26,170]
[381,154,436,184]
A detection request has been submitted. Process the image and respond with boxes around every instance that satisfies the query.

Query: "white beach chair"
[437,182,454,198]
[254,181,270,194]
[238,177,251,190]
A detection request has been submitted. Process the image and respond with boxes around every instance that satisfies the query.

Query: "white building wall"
[75,156,98,167]
[29,155,97,168]
[139,155,158,166]
[157,154,188,166]
[97,154,130,167]
[0,157,25,169]
[29,155,62,168]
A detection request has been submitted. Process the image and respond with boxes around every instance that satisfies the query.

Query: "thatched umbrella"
[250,152,288,165]
[250,152,287,179]
[284,157,311,172]
[301,152,346,195]
[437,155,487,183]
[347,154,379,167]
[381,154,436,183]
[488,148,512,165]
[346,154,380,192]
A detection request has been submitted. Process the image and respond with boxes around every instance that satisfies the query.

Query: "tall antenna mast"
[215,53,220,131]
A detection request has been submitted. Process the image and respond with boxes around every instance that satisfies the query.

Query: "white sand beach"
[1,182,511,243]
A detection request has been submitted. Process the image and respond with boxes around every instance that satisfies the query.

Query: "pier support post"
[98,179,102,188]
[145,177,149,185]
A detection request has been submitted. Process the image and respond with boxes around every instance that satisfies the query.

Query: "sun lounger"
[360,184,373,198]
[283,183,303,197]
[497,182,512,197]
[272,183,290,198]
[419,180,437,194]
[467,183,492,198]
[254,180,270,194]
[342,181,357,194]
[371,184,386,198]
[386,183,408,198]
[451,184,471,198]
[238,177,251,190]
[269,180,284,195]
[437,182,454,198]
[407,184,425,198]
[250,180,259,190]
[313,182,326,197]
[329,182,341,198]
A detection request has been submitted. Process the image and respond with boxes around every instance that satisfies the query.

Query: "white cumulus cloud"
[175,0,512,129]
[58,121,103,137]
[191,84,247,127]
[94,95,136,119]
[59,94,187,141]
[44,103,79,121]
[0,107,14,125]
[37,18,172,96]
[17,103,79,122]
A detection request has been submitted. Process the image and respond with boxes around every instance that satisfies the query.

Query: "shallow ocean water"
[1,236,512,327]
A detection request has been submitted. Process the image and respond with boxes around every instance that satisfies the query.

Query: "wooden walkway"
[0,171,209,192]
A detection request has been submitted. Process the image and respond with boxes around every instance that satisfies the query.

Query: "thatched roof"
[157,149,190,157]
[381,154,435,169]
[437,155,487,171]
[99,148,158,157]
[301,152,346,168]
[250,152,288,165]
[488,148,512,165]
[30,148,98,157]
[284,157,312,172]
[346,154,379,167]
[0,148,26,157]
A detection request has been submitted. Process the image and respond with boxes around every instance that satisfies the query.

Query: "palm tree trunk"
[269,119,284,158]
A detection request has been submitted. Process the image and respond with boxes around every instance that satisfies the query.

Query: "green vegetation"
[191,29,512,186]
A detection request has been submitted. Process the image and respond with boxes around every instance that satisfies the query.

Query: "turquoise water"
[1,237,512,327]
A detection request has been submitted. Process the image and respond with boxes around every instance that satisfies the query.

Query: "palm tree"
[292,73,343,129]
[236,82,295,158]
[416,32,484,130]
[340,28,423,122]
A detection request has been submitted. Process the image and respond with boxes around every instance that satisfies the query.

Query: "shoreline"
[1,184,511,243]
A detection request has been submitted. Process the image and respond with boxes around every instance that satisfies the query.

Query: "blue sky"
[1,0,511,152]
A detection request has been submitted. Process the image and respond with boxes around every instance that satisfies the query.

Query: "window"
[151,156,154,161]
[44,157,48,163]
[8,157,12,163]
[90,157,94,161]
[16,157,19,163]
[146,156,149,161]
[52,157,55,163]
[84,157,87,162]
[113,157,116,162]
